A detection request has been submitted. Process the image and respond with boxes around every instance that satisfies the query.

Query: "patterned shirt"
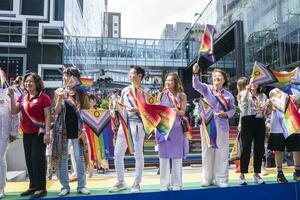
[239,90,267,118]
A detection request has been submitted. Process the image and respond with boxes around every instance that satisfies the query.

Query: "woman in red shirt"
[8,72,51,199]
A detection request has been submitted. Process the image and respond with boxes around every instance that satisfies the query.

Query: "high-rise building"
[103,12,121,38]
[0,0,105,88]
[160,22,192,40]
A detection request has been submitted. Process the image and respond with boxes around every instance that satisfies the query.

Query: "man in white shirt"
[109,66,146,193]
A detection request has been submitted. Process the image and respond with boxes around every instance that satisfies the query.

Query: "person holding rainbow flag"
[156,73,189,191]
[109,65,146,193]
[192,63,235,188]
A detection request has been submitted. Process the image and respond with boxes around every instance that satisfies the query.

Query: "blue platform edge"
[47,182,300,200]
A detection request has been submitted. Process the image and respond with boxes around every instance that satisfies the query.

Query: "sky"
[108,0,210,39]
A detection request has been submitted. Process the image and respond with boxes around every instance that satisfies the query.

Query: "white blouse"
[239,90,267,118]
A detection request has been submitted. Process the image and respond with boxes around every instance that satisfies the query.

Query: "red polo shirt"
[18,92,52,134]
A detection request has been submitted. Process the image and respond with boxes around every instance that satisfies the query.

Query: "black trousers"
[23,134,46,191]
[240,115,265,173]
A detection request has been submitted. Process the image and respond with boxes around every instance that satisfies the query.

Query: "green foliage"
[100,98,109,109]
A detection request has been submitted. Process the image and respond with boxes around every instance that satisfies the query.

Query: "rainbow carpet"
[3,166,300,199]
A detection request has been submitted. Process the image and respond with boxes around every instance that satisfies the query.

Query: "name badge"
[32,99,38,103]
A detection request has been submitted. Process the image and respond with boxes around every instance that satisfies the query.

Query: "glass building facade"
[0,0,105,89]
[181,0,300,94]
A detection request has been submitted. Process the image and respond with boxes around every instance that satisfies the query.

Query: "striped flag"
[199,24,216,63]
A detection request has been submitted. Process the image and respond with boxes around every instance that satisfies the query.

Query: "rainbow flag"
[270,88,289,113]
[200,99,217,148]
[84,120,114,167]
[75,77,93,92]
[81,109,111,136]
[276,97,300,138]
[199,24,216,63]
[250,61,276,85]
[250,62,300,93]
[132,84,177,138]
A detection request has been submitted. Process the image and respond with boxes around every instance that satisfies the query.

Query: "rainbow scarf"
[199,24,216,63]
[81,109,111,136]
[168,93,192,140]
[64,95,83,124]
[20,93,45,135]
[271,90,300,138]
[115,102,134,154]
[131,84,176,138]
[200,98,217,148]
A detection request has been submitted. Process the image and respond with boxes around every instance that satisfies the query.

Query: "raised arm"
[7,87,20,114]
[192,63,210,96]
[54,88,64,115]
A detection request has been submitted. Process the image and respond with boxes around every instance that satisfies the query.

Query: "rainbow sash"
[20,93,45,134]
[115,102,134,154]
[168,93,192,140]
[200,98,217,148]
[64,95,83,124]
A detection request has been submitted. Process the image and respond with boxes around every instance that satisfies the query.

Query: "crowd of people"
[0,63,299,199]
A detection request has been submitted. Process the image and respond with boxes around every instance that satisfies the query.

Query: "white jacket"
[0,88,19,139]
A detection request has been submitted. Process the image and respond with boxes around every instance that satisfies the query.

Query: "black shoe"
[30,190,47,199]
[20,189,35,197]
[277,172,288,184]
[293,171,300,181]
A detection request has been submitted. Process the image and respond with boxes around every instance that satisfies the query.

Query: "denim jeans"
[59,139,86,191]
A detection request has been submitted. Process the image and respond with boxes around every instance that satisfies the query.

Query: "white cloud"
[108,0,210,39]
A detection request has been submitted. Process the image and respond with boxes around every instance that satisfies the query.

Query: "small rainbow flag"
[200,99,217,148]
[199,24,216,63]
[250,61,276,85]
[75,77,93,92]
[276,97,300,138]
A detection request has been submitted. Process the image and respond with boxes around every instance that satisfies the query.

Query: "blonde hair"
[162,73,184,94]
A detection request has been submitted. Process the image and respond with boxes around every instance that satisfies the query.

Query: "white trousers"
[160,158,182,188]
[0,138,9,188]
[114,120,145,184]
[200,122,229,184]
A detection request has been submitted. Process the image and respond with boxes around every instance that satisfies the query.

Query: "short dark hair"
[130,65,145,80]
[212,68,229,87]
[23,72,44,93]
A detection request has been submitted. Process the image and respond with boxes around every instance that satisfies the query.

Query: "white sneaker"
[130,184,141,193]
[0,188,4,199]
[201,182,211,187]
[217,182,228,188]
[160,186,168,192]
[253,174,265,184]
[172,186,181,191]
[78,187,91,195]
[108,181,127,193]
[58,188,69,197]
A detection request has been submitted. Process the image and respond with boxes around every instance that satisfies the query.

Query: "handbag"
[230,131,241,161]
